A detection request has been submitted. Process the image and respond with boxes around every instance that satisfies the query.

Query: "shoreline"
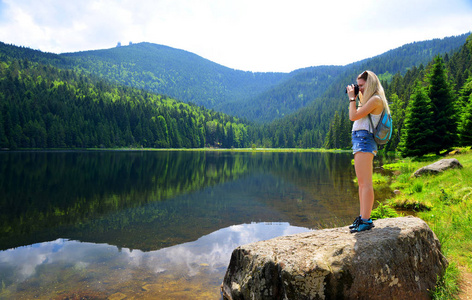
[383,148,472,299]
[0,147,353,153]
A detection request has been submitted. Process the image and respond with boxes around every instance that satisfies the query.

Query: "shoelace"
[349,216,362,228]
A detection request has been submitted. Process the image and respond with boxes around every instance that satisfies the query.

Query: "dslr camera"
[345,84,359,96]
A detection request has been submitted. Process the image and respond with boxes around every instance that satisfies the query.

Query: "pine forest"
[0,33,471,156]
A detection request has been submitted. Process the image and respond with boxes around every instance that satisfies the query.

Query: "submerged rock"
[221,216,447,300]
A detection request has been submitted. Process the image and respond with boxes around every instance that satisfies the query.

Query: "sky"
[0,0,471,73]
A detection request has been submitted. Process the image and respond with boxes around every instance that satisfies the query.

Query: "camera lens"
[345,84,359,95]
[354,84,359,95]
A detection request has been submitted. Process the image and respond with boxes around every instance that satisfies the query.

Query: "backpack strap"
[368,114,375,134]
[368,108,386,134]
[368,95,382,133]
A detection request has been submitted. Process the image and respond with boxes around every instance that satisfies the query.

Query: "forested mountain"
[313,34,472,155]
[0,42,69,66]
[0,58,252,149]
[60,34,470,124]
[0,32,470,151]
[1,33,469,124]
[218,65,345,123]
[62,43,289,112]
[259,33,471,148]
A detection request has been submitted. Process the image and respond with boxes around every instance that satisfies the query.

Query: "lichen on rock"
[222,216,447,300]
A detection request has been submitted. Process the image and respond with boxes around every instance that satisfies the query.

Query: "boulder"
[221,216,447,300]
[413,158,463,177]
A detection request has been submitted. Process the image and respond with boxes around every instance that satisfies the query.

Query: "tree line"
[0,34,471,154]
[307,35,472,155]
[0,59,253,149]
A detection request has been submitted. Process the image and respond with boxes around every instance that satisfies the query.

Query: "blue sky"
[0,0,471,72]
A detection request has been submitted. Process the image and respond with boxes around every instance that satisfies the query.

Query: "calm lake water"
[0,150,392,299]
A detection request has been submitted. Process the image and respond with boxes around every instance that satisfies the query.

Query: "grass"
[382,147,472,299]
[371,201,401,220]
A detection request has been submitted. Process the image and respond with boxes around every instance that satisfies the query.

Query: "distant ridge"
[62,33,470,122]
[1,32,470,123]
[0,32,471,151]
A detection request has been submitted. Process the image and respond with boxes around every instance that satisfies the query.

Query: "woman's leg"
[354,152,375,219]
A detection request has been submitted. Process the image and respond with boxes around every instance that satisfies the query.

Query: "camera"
[345,84,359,96]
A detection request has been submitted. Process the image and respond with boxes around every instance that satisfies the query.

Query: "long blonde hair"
[358,70,390,114]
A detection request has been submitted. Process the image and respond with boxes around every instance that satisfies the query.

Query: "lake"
[0,150,392,299]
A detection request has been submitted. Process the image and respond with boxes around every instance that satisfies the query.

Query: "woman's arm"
[349,96,383,121]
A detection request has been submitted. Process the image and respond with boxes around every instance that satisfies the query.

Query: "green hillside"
[1,33,469,125]
[323,34,472,153]
[62,43,289,110]
[218,65,345,123]
[0,32,470,151]
[227,34,470,123]
[62,34,469,123]
[0,56,252,149]
[262,33,471,148]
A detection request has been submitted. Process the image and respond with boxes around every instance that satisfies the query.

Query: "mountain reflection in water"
[0,223,311,299]
[0,151,393,299]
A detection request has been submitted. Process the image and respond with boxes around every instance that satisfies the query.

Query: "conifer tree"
[457,76,472,145]
[427,56,457,154]
[323,111,340,149]
[340,110,352,149]
[399,83,436,157]
[387,93,403,151]
[0,111,8,148]
[457,76,472,112]
[458,93,472,146]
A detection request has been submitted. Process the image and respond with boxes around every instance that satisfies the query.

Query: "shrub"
[370,201,400,220]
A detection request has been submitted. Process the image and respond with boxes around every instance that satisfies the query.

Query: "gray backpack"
[368,109,393,146]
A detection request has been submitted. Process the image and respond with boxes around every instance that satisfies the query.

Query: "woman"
[346,70,390,233]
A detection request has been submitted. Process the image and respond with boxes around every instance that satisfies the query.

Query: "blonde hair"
[358,70,390,114]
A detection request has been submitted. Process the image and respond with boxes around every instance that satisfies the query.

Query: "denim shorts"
[352,130,377,156]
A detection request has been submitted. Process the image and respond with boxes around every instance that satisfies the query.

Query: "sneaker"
[350,218,375,233]
[349,216,362,229]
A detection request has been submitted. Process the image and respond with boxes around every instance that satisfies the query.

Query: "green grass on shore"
[382,147,472,299]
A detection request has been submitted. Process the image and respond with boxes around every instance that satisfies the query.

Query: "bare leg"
[354,152,375,219]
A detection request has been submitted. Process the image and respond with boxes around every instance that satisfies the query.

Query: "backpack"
[368,109,392,147]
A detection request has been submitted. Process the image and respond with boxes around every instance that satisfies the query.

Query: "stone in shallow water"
[109,292,127,300]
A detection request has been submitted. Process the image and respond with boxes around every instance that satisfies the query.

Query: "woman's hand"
[346,84,356,100]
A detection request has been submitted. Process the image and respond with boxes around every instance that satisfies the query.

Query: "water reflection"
[0,150,393,298]
[0,151,253,250]
[0,223,311,299]
[1,151,366,251]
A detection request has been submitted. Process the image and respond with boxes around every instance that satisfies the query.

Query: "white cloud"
[0,0,471,71]
[0,223,311,287]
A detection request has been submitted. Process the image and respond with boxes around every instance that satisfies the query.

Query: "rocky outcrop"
[413,158,463,177]
[222,216,447,300]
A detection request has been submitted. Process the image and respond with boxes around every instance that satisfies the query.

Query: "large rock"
[413,158,463,177]
[222,216,447,300]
